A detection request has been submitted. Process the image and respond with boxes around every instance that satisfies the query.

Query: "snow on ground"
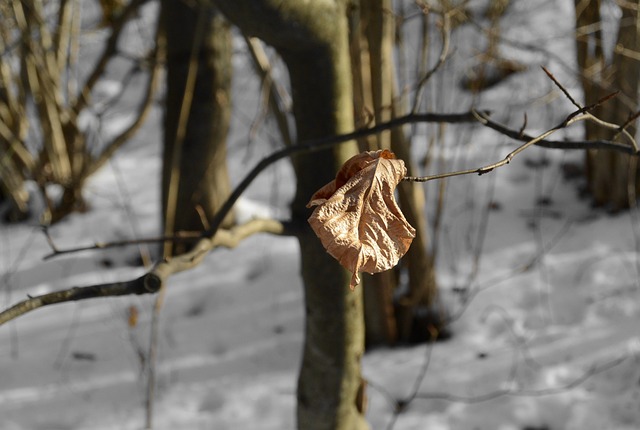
[2,1,640,429]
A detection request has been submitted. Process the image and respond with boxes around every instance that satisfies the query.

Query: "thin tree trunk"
[352,0,438,345]
[349,1,399,346]
[162,1,233,256]
[576,0,640,210]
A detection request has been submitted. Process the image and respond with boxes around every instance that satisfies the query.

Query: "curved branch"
[0,219,285,325]
[471,109,636,153]
[404,110,597,182]
[0,277,154,326]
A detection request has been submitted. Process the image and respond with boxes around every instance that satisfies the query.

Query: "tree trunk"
[218,1,368,428]
[284,43,367,430]
[575,0,640,210]
[162,1,233,256]
[351,0,439,346]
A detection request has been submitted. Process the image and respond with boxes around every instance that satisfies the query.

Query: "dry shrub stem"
[0,0,158,222]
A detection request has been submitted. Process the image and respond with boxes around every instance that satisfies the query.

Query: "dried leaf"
[307,149,416,289]
[127,304,139,328]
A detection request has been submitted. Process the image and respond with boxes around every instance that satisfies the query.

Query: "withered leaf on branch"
[307,149,416,290]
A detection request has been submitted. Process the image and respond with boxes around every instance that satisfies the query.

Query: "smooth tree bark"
[217,1,368,429]
[575,0,640,210]
[162,1,233,256]
[285,36,368,430]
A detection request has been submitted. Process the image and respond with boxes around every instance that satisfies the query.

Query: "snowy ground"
[2,1,640,429]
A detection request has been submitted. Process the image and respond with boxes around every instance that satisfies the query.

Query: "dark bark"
[162,1,233,255]
[576,0,640,210]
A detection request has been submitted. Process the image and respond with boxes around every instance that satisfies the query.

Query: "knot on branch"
[143,273,163,293]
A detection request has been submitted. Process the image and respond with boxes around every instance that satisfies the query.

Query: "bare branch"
[615,109,640,139]
[72,0,150,116]
[42,219,289,260]
[541,66,582,110]
[245,36,293,147]
[470,109,635,152]
[541,66,637,150]
[411,7,452,113]
[87,18,163,177]
[518,112,528,138]
[403,101,630,183]
[412,354,628,404]
[0,277,153,326]
[0,219,286,325]
[42,230,201,260]
[370,333,628,430]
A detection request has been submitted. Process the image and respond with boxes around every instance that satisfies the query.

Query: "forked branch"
[0,219,285,325]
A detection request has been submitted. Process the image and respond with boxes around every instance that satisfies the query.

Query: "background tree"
[161,1,233,257]
[575,0,640,210]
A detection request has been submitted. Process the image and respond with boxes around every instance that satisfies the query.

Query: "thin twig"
[518,112,528,138]
[88,43,163,177]
[411,8,451,113]
[72,0,150,115]
[42,230,201,260]
[379,299,599,430]
[541,66,581,109]
[541,67,639,150]
[446,218,574,326]
[245,36,293,147]
[468,160,498,283]
[615,109,640,141]
[472,109,635,152]
[412,354,628,403]
[403,98,633,183]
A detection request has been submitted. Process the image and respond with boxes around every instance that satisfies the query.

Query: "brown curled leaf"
[307,149,416,289]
